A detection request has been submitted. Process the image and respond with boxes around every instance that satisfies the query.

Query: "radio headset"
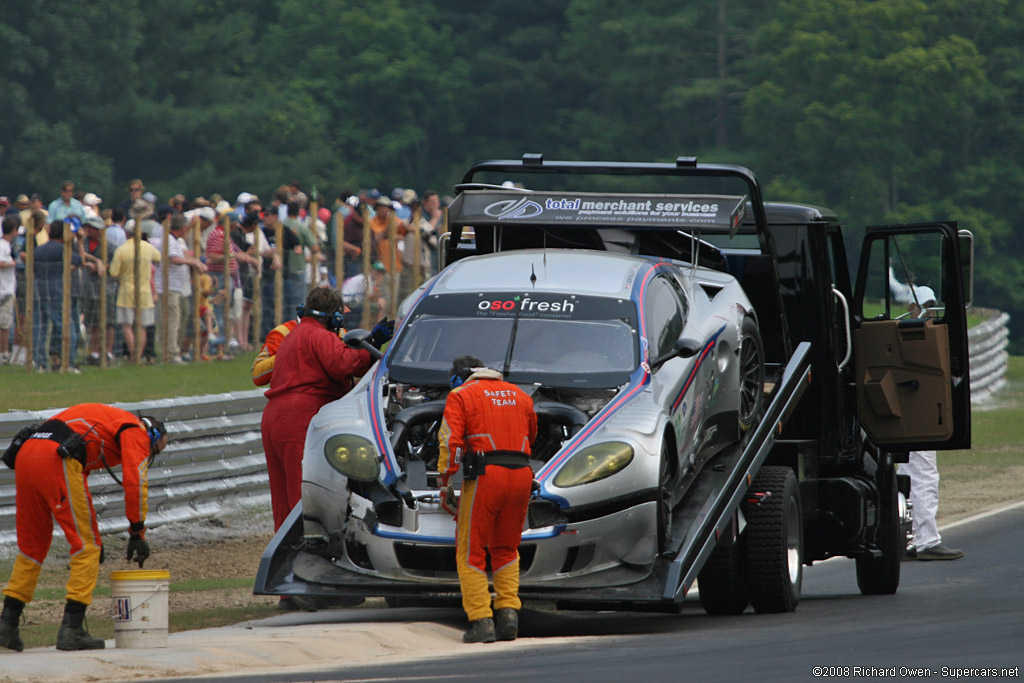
[140,416,163,447]
[296,304,345,331]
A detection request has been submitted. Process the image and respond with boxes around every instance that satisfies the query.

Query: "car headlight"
[323,435,380,481]
[553,442,634,488]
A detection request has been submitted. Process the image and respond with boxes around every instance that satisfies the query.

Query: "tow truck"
[256,155,972,614]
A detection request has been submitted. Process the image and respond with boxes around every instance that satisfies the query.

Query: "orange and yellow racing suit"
[437,369,537,622]
[3,404,153,606]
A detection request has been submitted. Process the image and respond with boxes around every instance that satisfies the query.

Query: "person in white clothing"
[152,214,207,363]
[0,216,18,364]
[889,267,964,561]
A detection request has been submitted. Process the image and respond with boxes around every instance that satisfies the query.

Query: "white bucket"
[110,569,171,648]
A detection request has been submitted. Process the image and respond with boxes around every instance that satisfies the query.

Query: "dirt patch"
[8,461,1023,634]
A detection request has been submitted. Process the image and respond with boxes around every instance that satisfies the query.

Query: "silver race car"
[275,235,764,601]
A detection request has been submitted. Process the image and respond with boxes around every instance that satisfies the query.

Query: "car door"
[851,222,972,451]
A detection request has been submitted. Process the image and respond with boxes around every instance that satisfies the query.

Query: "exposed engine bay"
[383,379,617,486]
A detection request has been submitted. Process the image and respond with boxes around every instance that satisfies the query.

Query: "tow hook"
[744,491,772,508]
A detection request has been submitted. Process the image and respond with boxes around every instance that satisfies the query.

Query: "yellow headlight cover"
[553,442,634,488]
[324,435,380,482]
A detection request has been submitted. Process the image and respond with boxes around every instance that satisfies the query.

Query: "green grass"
[0,352,259,412]
[940,355,1024,479]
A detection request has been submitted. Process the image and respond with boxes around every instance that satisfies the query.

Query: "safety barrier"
[969,311,1010,403]
[0,310,1013,545]
[0,390,268,546]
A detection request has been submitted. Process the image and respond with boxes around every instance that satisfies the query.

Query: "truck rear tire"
[856,466,902,595]
[744,466,802,613]
[698,530,749,615]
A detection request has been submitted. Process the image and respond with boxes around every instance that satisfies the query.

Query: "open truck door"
[852,223,972,451]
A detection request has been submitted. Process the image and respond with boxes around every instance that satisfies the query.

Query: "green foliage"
[0,0,1022,345]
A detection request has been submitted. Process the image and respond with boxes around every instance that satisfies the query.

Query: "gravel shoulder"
[6,442,1022,633]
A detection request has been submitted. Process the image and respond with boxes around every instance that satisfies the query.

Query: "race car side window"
[645,275,687,362]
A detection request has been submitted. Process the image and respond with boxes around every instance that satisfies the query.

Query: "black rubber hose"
[533,401,589,436]
[389,400,447,452]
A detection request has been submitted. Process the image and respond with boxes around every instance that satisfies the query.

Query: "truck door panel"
[852,223,970,451]
[855,319,952,441]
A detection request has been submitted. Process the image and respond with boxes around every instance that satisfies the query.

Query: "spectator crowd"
[0,180,446,372]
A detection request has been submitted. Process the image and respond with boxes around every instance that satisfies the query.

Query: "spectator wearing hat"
[398,190,439,298]
[340,193,366,280]
[341,260,388,329]
[0,197,12,217]
[235,192,258,216]
[391,188,412,221]
[126,198,159,240]
[22,194,47,229]
[81,193,102,219]
[47,181,86,223]
[369,196,409,279]
[15,195,32,229]
[79,216,115,364]
[109,214,162,361]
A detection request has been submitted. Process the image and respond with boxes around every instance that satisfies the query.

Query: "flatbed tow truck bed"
[255,344,812,612]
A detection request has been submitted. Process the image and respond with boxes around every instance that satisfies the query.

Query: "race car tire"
[698,524,749,615]
[744,466,802,613]
[855,461,902,595]
[737,316,765,434]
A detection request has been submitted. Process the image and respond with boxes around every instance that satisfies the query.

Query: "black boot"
[56,600,104,651]
[494,607,518,641]
[463,617,496,643]
[0,596,25,652]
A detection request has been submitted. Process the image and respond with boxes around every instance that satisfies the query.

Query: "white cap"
[913,285,936,306]
[236,192,255,205]
[82,192,102,206]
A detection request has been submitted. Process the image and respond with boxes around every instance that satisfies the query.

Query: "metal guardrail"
[0,390,269,546]
[969,311,1010,403]
[0,310,1012,546]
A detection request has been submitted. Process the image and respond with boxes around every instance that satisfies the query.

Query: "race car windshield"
[387,294,639,388]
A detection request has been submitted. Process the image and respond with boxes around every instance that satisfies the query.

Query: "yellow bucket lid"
[110,570,171,581]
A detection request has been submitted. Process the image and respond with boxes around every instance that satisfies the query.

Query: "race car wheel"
[737,317,765,434]
[744,466,802,613]
[856,461,902,595]
[656,442,674,555]
[698,522,749,615]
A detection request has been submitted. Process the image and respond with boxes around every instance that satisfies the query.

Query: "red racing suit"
[2,404,153,606]
[261,316,372,530]
[437,369,537,622]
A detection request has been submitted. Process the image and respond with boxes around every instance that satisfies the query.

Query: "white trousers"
[901,450,941,549]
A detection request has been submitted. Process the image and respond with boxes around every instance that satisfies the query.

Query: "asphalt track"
[3,503,1021,683]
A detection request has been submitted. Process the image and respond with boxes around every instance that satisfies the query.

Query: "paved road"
[4,504,1021,683]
